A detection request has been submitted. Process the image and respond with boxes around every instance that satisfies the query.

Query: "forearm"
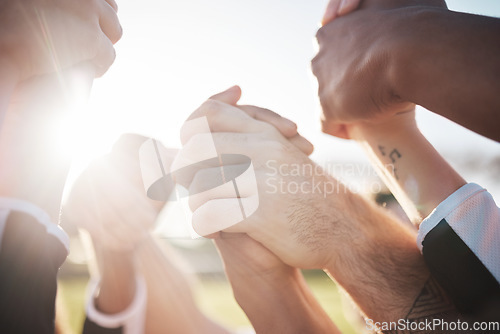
[0,66,93,221]
[349,116,465,223]
[0,108,72,221]
[324,192,464,330]
[230,267,339,334]
[136,235,229,334]
[393,7,500,141]
[94,245,137,314]
[324,192,434,322]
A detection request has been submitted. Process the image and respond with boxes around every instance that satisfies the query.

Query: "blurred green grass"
[58,271,362,333]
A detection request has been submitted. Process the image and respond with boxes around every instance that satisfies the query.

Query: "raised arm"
[0,0,121,221]
[348,112,466,223]
[216,235,340,334]
[173,89,461,329]
[64,135,230,334]
[205,90,339,333]
[348,114,500,321]
[316,1,500,320]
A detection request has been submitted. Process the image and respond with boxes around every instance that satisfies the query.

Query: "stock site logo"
[139,117,259,237]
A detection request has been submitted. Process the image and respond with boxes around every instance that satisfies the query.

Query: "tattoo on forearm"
[383,276,460,334]
[379,145,387,156]
[389,149,401,164]
[378,145,402,180]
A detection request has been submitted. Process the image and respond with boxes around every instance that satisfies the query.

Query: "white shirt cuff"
[86,276,147,334]
[417,183,500,282]
[0,197,69,253]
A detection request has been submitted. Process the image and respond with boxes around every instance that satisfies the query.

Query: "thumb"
[209,85,242,105]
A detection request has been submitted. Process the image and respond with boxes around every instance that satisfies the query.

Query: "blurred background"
[58,0,500,333]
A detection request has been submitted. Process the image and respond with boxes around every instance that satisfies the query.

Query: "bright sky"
[70,0,500,197]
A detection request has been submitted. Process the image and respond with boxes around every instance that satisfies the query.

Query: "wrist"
[233,268,338,333]
[96,246,136,282]
[229,266,307,318]
[92,227,150,254]
[390,6,448,106]
[94,245,137,314]
[230,266,300,302]
[351,114,466,221]
[348,112,418,142]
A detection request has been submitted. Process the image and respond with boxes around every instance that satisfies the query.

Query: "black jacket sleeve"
[0,211,67,333]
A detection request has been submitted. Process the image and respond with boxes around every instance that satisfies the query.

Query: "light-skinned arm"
[216,234,340,334]
[92,245,137,315]
[64,135,230,334]
[348,113,466,223]
[206,90,339,334]
[0,0,121,222]
[135,235,231,334]
[174,88,459,327]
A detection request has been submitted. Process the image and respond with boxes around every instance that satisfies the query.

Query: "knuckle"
[203,99,223,112]
[318,90,329,105]
[257,107,278,119]
[198,99,223,120]
[114,24,123,42]
[315,27,326,43]
[205,104,224,122]
[311,55,320,74]
[257,120,278,134]
[185,133,206,149]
